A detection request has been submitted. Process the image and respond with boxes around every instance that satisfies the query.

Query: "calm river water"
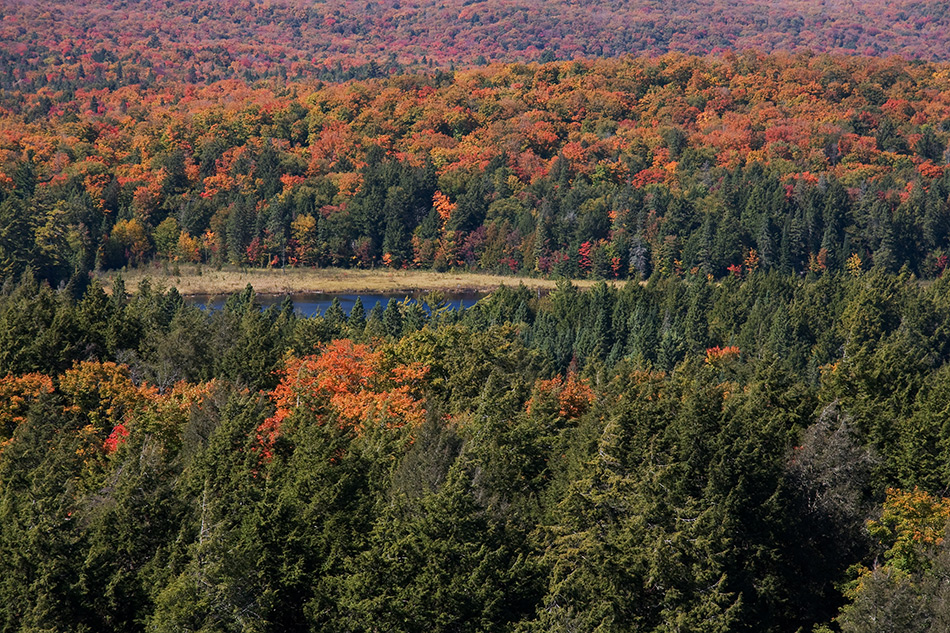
[185,290,486,317]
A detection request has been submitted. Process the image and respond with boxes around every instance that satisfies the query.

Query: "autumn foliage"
[102,423,129,455]
[867,487,950,572]
[6,267,950,631]
[527,371,595,418]
[10,3,950,629]
[705,345,741,366]
[258,340,428,458]
[59,361,158,433]
[0,373,54,447]
[0,362,220,461]
[6,53,950,281]
[6,0,950,92]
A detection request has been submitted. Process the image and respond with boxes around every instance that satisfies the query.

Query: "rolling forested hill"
[5,0,950,87]
[5,2,950,632]
[3,53,950,284]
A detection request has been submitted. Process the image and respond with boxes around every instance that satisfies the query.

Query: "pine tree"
[382,186,411,265]
[403,301,427,333]
[348,297,366,335]
[364,302,386,339]
[383,298,403,339]
[323,297,346,326]
[0,196,34,279]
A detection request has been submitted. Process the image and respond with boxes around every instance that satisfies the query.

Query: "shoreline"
[97,265,621,296]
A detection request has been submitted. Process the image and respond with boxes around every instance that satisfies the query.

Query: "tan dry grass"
[98,265,619,296]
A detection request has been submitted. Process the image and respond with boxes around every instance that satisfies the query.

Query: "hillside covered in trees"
[5,0,950,88]
[3,271,950,632]
[4,53,950,285]
[8,1,950,632]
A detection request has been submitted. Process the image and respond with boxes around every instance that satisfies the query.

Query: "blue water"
[185,291,485,317]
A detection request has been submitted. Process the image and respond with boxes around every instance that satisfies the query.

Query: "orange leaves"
[310,340,383,398]
[310,340,429,427]
[309,120,361,176]
[259,340,429,458]
[559,141,589,168]
[1,362,223,459]
[432,190,456,225]
[705,346,741,366]
[866,488,950,573]
[331,172,363,198]
[57,363,218,462]
[743,248,760,272]
[0,373,54,446]
[280,173,306,191]
[513,110,562,158]
[528,372,595,419]
[60,361,158,432]
[917,161,945,179]
[556,375,595,418]
[874,487,950,544]
[59,362,159,462]
[201,173,236,198]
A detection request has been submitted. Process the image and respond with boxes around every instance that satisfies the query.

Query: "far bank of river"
[100,265,619,297]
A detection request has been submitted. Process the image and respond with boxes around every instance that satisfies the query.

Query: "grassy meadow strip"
[99,265,618,296]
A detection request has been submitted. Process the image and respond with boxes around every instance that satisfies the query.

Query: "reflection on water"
[185,291,486,316]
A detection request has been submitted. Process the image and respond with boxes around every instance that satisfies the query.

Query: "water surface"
[185,290,485,317]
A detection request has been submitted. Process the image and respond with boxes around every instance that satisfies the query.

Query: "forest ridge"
[3,54,950,284]
[4,0,950,86]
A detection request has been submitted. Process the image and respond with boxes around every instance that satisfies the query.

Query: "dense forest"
[4,53,950,285]
[5,0,950,86]
[3,270,950,631]
[7,0,950,632]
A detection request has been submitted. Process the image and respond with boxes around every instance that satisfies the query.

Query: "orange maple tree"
[258,340,429,458]
[527,371,595,419]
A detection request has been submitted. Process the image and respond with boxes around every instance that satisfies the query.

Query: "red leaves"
[7,363,216,466]
[103,423,129,455]
[631,167,668,189]
[578,241,593,273]
[936,254,949,275]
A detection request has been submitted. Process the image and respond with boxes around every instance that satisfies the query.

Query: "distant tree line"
[4,55,950,288]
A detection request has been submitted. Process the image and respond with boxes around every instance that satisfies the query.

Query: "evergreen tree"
[0,196,34,279]
[348,297,367,335]
[383,298,403,339]
[323,297,346,327]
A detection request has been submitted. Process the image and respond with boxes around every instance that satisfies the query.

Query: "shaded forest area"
[3,271,950,631]
[4,54,950,286]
